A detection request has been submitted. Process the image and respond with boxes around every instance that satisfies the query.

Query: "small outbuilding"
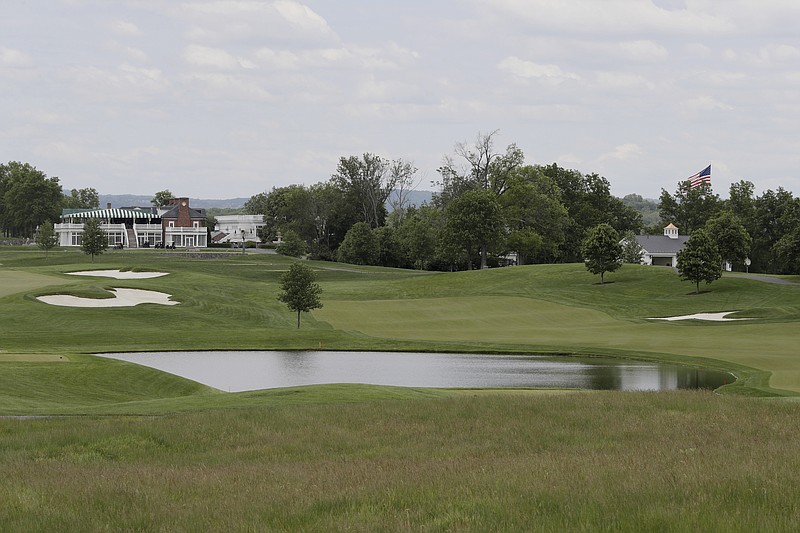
[631,224,689,267]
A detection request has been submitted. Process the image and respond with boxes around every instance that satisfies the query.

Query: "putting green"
[0,270,65,298]
[316,296,800,393]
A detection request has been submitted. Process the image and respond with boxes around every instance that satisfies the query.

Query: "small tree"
[80,218,108,263]
[620,230,644,264]
[677,229,722,294]
[278,263,322,328]
[582,223,622,284]
[35,220,58,257]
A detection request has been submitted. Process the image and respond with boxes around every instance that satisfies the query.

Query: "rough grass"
[3,392,800,531]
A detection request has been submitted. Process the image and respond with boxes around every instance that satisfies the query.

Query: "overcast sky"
[3,1,799,200]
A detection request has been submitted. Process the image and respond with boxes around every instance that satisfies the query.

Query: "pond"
[98,351,734,393]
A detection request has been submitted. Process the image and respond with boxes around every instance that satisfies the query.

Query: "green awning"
[61,208,155,220]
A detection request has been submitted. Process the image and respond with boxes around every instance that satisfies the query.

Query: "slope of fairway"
[0,270,65,298]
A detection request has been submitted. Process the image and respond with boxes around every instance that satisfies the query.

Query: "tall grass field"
[2,246,800,530]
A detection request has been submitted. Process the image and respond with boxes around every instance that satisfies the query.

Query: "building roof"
[61,208,156,220]
[634,234,689,254]
[160,204,207,219]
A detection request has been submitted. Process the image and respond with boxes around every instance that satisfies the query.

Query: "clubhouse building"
[55,197,208,248]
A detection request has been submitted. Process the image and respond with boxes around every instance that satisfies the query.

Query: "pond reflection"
[98,351,733,393]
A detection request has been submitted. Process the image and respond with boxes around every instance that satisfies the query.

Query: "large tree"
[658,180,720,234]
[0,161,63,238]
[750,187,798,273]
[704,211,752,269]
[434,130,524,206]
[331,153,396,229]
[444,189,503,270]
[581,223,622,284]
[277,263,322,329]
[677,229,722,294]
[500,168,568,265]
[80,217,108,262]
[539,163,641,262]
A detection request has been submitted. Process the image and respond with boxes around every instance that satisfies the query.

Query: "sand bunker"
[649,312,750,322]
[67,269,168,279]
[37,288,178,308]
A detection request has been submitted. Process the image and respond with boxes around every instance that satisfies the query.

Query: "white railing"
[165,227,206,234]
[135,223,162,231]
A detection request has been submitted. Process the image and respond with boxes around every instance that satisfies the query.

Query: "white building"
[214,215,266,243]
[55,198,208,248]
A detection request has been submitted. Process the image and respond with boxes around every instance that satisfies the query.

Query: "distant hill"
[98,191,435,212]
[622,194,660,227]
[99,194,249,209]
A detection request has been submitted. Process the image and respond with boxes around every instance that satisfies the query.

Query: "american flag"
[687,165,711,189]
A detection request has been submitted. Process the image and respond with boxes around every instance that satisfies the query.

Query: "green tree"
[0,161,63,237]
[658,180,720,234]
[581,223,622,284]
[337,222,379,265]
[63,188,99,209]
[331,153,395,229]
[444,189,503,270]
[277,263,322,328]
[500,168,568,264]
[677,229,722,294]
[151,190,174,207]
[80,217,108,262]
[35,220,58,256]
[397,206,438,270]
[704,211,752,269]
[540,164,641,262]
[276,230,308,258]
[620,230,644,264]
[750,188,798,273]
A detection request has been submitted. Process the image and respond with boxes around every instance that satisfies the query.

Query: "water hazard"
[98,351,733,393]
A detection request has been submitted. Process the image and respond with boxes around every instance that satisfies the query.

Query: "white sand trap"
[37,288,178,308]
[649,311,751,322]
[67,269,168,279]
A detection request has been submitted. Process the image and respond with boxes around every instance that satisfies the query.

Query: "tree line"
[251,132,800,275]
[249,131,643,271]
[6,131,800,275]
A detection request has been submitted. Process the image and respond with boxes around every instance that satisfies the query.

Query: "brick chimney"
[176,197,191,227]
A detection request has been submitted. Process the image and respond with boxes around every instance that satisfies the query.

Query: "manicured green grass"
[3,246,800,529]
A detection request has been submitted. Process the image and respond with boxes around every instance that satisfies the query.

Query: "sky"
[2,0,800,200]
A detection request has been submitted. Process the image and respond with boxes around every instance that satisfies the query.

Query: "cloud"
[480,0,736,36]
[179,0,337,46]
[184,44,255,69]
[0,47,32,67]
[497,56,580,81]
[600,143,643,162]
[682,95,733,112]
[111,20,142,37]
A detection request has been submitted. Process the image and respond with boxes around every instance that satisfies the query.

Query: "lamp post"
[241,229,246,255]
